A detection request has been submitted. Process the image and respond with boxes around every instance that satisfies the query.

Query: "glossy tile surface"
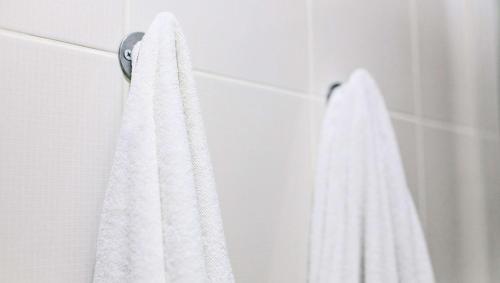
[392,118,420,206]
[311,0,415,113]
[417,0,499,132]
[0,32,123,282]
[423,127,495,283]
[197,74,312,283]
[0,0,124,50]
[129,0,309,91]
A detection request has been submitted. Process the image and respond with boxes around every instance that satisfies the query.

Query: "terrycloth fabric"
[93,13,234,283]
[309,70,434,283]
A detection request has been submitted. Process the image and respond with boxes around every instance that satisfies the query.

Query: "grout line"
[0,27,116,57]
[311,87,500,141]
[3,22,496,143]
[0,23,321,103]
[390,110,500,141]
[0,24,322,103]
[193,69,314,100]
[461,4,491,279]
[408,0,428,226]
[305,0,317,279]
[124,0,131,33]
[120,0,132,108]
[305,0,318,180]
[305,0,315,94]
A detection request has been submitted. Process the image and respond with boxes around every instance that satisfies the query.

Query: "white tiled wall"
[311,1,499,282]
[129,0,309,91]
[0,0,498,283]
[310,0,416,113]
[0,30,123,282]
[0,0,124,50]
[198,74,312,282]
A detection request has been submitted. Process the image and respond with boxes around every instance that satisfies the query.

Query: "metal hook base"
[326,82,342,101]
[118,32,145,80]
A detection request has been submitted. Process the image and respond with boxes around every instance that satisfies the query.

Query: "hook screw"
[124,49,132,61]
[118,32,145,80]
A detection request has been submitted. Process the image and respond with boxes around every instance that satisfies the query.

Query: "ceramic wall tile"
[417,0,499,133]
[196,74,312,283]
[422,126,494,283]
[0,32,123,282]
[0,0,124,51]
[311,0,415,113]
[129,0,309,92]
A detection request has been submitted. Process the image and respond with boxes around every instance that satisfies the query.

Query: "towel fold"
[309,69,435,283]
[93,12,234,283]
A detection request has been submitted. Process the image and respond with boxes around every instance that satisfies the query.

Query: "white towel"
[309,70,435,283]
[93,13,234,283]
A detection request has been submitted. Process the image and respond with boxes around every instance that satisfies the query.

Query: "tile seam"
[0,27,115,57]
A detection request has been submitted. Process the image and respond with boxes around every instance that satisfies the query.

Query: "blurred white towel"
[93,13,234,283]
[309,70,434,283]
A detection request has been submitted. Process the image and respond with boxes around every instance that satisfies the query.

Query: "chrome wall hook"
[118,32,145,80]
[326,82,342,101]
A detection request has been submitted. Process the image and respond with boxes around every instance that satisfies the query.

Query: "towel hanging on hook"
[98,13,235,282]
[118,32,145,80]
